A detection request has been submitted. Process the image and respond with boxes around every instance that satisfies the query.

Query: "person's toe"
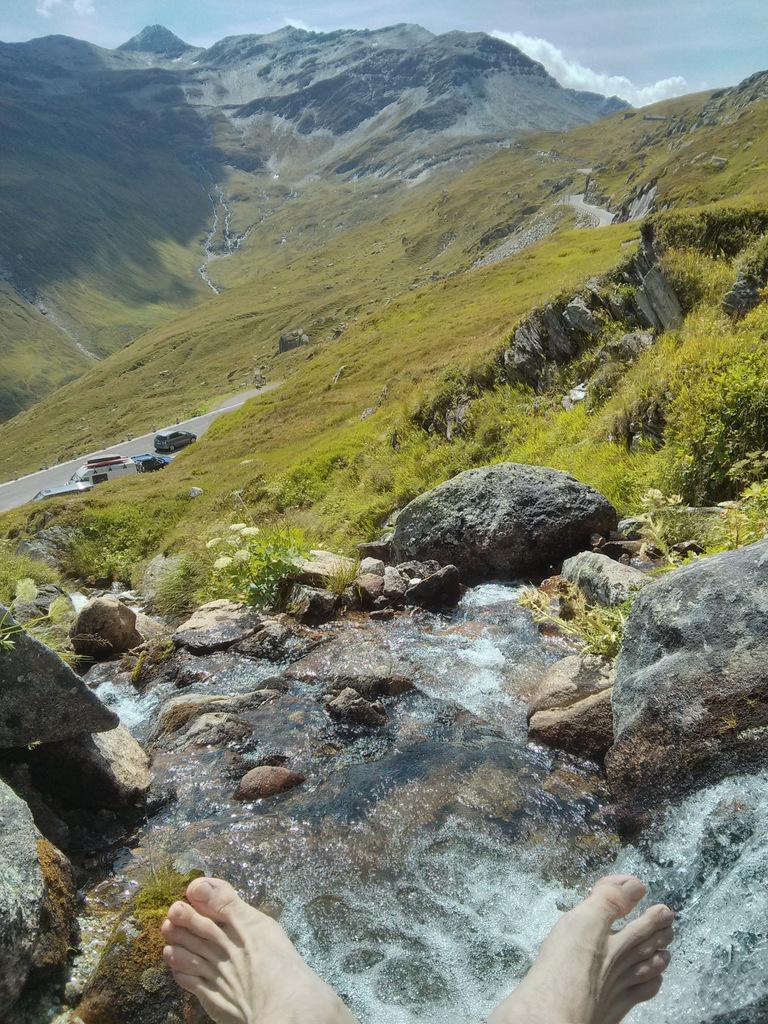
[161,919,222,961]
[584,875,648,923]
[163,944,215,979]
[620,949,671,986]
[169,969,206,996]
[608,903,674,958]
[187,877,246,924]
[166,900,229,947]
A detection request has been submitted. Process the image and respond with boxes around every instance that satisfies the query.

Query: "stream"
[198,185,253,295]
[77,584,768,1023]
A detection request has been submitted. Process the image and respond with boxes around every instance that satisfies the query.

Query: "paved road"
[559,193,615,228]
[0,383,279,513]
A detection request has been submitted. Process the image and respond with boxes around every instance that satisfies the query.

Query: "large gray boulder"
[0,779,44,1008]
[0,604,118,748]
[562,550,653,606]
[392,463,617,579]
[606,539,768,804]
[31,725,151,810]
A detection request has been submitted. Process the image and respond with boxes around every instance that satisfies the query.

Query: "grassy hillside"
[2,81,768,584]
[0,284,91,420]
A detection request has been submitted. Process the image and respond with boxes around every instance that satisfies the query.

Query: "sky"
[2,0,767,105]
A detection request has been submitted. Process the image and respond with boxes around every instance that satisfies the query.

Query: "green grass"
[3,86,768,579]
[0,546,60,605]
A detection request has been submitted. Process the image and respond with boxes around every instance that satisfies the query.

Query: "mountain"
[0,23,626,420]
[117,24,193,57]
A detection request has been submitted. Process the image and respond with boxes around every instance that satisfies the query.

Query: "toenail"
[191,880,215,899]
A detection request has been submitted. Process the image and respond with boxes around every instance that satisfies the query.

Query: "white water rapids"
[84,585,768,1022]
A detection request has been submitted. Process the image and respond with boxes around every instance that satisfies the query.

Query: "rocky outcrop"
[173,600,262,653]
[404,564,462,608]
[285,635,413,699]
[0,779,44,1010]
[278,328,309,353]
[291,550,357,588]
[561,550,652,606]
[70,596,142,659]
[74,869,202,1024]
[606,540,768,804]
[140,553,182,610]
[14,526,76,569]
[392,463,617,579]
[0,604,118,748]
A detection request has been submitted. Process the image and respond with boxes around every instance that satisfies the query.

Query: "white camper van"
[69,455,138,486]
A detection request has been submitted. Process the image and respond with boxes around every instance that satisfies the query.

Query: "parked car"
[132,453,172,472]
[154,429,197,453]
[33,481,93,501]
[69,455,138,486]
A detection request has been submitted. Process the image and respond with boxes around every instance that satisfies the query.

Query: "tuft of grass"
[0,546,60,605]
[519,583,633,660]
[152,552,213,619]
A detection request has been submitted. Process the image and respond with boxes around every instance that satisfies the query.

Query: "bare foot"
[161,877,359,1024]
[487,874,674,1024]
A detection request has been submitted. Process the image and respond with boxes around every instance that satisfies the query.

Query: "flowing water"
[81,585,768,1022]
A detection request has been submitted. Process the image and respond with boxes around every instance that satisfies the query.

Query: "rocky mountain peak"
[118,24,191,57]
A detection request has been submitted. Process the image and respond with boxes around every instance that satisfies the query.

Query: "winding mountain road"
[558,192,615,227]
[0,383,279,513]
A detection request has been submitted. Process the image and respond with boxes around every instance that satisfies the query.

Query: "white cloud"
[36,0,95,17]
[492,30,688,107]
[36,0,63,16]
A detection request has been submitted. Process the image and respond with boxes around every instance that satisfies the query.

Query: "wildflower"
[213,556,233,570]
[229,523,247,532]
[241,526,260,537]
[206,537,222,549]
[232,549,250,563]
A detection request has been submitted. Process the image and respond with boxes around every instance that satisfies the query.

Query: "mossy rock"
[32,839,78,975]
[75,870,207,1024]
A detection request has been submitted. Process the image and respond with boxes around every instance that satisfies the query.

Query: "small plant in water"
[208,524,307,608]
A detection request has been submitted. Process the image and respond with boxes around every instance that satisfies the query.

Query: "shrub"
[710,480,768,551]
[207,524,307,608]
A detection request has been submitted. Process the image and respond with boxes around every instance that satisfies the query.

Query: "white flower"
[241,526,260,537]
[213,556,233,570]
[206,537,222,549]
[232,549,250,563]
[226,535,241,546]
[229,522,247,532]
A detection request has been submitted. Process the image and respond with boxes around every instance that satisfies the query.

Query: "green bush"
[207,525,307,609]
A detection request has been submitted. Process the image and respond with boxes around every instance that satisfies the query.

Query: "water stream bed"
[76,585,768,1023]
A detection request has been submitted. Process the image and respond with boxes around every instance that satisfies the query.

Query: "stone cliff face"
[3,24,626,181]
